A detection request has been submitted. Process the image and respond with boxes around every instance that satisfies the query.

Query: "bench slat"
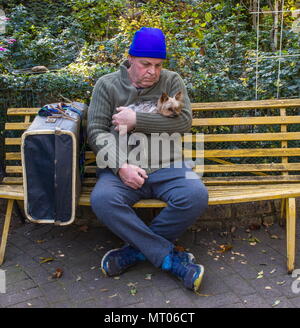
[5,122,31,130]
[192,116,300,126]
[191,99,300,111]
[3,183,300,206]
[7,131,300,146]
[7,108,40,115]
[204,163,300,172]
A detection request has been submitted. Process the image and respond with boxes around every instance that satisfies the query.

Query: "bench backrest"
[3,99,300,187]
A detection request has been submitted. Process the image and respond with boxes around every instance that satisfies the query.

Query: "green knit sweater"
[87,60,192,174]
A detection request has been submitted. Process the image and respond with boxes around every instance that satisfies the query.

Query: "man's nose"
[147,66,155,74]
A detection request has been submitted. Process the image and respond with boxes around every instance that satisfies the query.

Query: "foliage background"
[0,0,299,178]
[0,0,299,105]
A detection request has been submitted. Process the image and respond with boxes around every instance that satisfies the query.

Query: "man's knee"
[178,179,208,216]
[90,186,119,218]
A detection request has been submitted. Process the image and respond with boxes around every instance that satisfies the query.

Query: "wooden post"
[286,197,296,273]
[0,199,14,265]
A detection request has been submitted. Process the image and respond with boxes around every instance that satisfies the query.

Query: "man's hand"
[118,163,148,189]
[112,107,136,135]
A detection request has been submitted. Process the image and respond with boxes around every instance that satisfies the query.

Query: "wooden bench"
[1,98,300,273]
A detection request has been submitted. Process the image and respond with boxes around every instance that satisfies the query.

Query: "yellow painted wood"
[204,163,300,172]
[286,198,296,273]
[5,152,21,160]
[7,108,39,115]
[7,99,299,116]
[0,199,14,265]
[202,175,300,185]
[201,132,300,142]
[2,177,23,185]
[0,185,23,199]
[5,166,22,174]
[5,122,31,130]
[201,148,300,158]
[191,99,300,111]
[5,138,22,145]
[9,149,300,163]
[192,116,300,127]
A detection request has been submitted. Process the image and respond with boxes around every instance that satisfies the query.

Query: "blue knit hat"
[129,27,166,59]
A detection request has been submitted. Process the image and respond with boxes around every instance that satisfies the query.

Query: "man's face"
[127,56,163,88]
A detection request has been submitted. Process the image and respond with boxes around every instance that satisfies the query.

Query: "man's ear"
[175,90,183,101]
[160,92,169,102]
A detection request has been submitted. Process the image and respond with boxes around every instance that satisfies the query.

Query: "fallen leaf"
[248,237,260,243]
[276,281,286,285]
[52,268,63,279]
[36,239,45,244]
[257,270,264,279]
[76,275,82,282]
[265,286,272,290]
[114,276,120,280]
[272,299,281,307]
[39,257,54,264]
[100,288,109,292]
[217,244,233,253]
[270,234,280,239]
[127,282,137,287]
[109,293,118,298]
[145,274,152,280]
[195,292,212,297]
[270,268,277,274]
[130,287,137,296]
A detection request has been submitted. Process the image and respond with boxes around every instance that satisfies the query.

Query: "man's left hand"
[112,107,136,135]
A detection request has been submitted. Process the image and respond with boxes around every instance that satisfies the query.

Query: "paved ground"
[1,214,300,309]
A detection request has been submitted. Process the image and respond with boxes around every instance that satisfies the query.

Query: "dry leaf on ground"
[52,268,63,279]
[39,257,54,264]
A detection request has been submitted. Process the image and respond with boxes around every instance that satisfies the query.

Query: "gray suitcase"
[21,102,87,225]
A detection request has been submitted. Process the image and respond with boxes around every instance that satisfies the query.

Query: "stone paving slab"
[1,216,300,309]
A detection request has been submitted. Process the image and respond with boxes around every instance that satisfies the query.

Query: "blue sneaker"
[162,251,204,292]
[101,245,146,277]
[174,249,195,264]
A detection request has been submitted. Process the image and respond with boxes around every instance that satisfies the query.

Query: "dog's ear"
[175,90,183,101]
[160,92,169,103]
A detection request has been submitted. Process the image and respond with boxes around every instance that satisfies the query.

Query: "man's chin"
[140,80,157,88]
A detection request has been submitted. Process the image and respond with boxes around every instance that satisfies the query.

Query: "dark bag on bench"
[21,102,87,225]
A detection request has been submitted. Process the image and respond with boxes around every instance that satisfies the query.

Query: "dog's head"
[157,91,183,117]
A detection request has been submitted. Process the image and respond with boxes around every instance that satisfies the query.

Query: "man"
[87,27,208,292]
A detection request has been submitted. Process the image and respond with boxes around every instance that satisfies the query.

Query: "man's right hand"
[118,163,148,189]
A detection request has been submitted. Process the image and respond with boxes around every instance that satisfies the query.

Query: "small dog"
[126,91,183,117]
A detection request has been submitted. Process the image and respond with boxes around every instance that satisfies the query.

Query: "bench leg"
[0,199,14,265]
[280,199,286,226]
[286,197,296,274]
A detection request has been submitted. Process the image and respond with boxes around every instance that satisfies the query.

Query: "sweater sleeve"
[134,73,192,134]
[87,77,128,174]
